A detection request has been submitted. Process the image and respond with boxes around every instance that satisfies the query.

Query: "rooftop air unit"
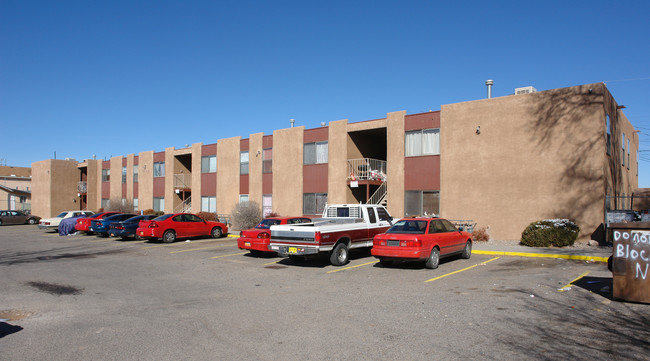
[515,86,537,95]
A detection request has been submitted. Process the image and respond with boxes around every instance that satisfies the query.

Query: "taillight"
[402,239,422,247]
[257,232,270,239]
[149,222,158,228]
[315,231,321,242]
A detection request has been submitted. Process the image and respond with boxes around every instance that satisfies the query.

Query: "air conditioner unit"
[515,86,537,95]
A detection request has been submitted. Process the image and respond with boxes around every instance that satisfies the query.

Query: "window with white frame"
[153,197,165,212]
[627,138,630,170]
[122,166,127,183]
[263,194,272,217]
[239,194,249,203]
[304,141,328,165]
[133,198,138,211]
[240,151,249,175]
[622,133,625,167]
[133,165,139,183]
[101,198,110,209]
[154,162,165,177]
[405,190,440,217]
[202,155,216,173]
[263,148,272,173]
[303,193,327,215]
[102,169,110,182]
[201,196,216,212]
[405,128,440,157]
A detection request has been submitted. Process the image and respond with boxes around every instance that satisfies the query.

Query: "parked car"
[238,217,312,255]
[109,215,158,240]
[75,212,121,234]
[38,211,94,231]
[90,213,137,237]
[0,210,40,225]
[136,213,228,243]
[371,217,473,269]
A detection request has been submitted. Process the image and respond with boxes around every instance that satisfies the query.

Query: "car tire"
[461,241,472,259]
[379,259,392,267]
[425,247,440,269]
[28,218,37,225]
[163,230,176,243]
[330,242,349,266]
[0,219,3,226]
[211,227,222,238]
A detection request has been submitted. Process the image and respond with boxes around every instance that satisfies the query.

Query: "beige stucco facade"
[32,159,79,218]
[272,126,304,216]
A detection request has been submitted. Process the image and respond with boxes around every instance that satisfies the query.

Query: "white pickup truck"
[269,204,393,266]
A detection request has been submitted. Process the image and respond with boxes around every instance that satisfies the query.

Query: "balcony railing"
[174,173,192,189]
[77,181,87,194]
[348,158,386,181]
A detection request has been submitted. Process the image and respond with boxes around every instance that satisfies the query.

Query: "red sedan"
[75,212,121,234]
[372,218,472,269]
[136,213,228,243]
[237,217,312,255]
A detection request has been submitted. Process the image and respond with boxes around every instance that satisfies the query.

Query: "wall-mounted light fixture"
[476,126,481,135]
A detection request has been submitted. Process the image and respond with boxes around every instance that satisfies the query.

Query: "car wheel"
[461,241,472,259]
[379,259,392,267]
[425,247,440,269]
[211,227,222,238]
[28,218,37,225]
[330,242,349,266]
[163,230,176,243]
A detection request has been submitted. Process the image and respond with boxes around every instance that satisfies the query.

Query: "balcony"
[77,181,87,194]
[174,173,192,190]
[348,158,386,182]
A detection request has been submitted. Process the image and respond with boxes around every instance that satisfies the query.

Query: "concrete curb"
[473,249,609,263]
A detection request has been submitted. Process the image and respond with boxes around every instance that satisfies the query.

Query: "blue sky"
[2,1,650,185]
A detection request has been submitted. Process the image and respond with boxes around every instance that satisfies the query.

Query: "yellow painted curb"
[473,250,608,263]
[227,234,240,238]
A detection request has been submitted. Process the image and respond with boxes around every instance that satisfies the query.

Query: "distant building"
[32,83,638,242]
[0,166,32,212]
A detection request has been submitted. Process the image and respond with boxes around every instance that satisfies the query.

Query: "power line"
[603,76,650,83]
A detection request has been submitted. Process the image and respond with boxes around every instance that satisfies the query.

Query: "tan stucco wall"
[386,111,406,217]
[84,160,100,212]
[191,143,203,213]
[110,156,122,205]
[126,154,134,205]
[217,137,241,215]
[272,126,304,216]
[138,151,154,211]
[440,83,636,242]
[31,159,79,218]
[248,133,264,206]
[328,119,349,204]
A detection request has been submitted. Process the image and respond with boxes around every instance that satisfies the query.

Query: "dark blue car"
[90,213,136,236]
[109,215,157,240]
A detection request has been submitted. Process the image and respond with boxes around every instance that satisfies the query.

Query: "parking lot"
[1,226,648,360]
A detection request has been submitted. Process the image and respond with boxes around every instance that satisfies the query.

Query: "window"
[239,194,249,203]
[627,138,630,170]
[303,193,327,215]
[622,133,626,167]
[153,197,165,212]
[263,194,272,217]
[133,198,138,211]
[606,114,611,155]
[367,207,377,223]
[240,151,249,175]
[201,196,216,212]
[405,190,440,217]
[101,198,109,209]
[263,148,272,173]
[202,155,216,173]
[154,162,165,177]
[304,141,328,164]
[133,165,139,183]
[405,128,440,156]
[122,166,127,183]
[102,169,110,182]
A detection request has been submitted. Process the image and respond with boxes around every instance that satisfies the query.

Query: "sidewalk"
[473,241,612,263]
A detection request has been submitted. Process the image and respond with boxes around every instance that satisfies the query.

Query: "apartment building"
[31,83,638,242]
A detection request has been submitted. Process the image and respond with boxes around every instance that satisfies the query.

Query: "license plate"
[245,242,251,247]
[288,247,298,254]
[388,240,400,247]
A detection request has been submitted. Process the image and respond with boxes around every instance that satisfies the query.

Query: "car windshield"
[56,212,67,218]
[385,220,428,234]
[256,219,282,229]
[153,214,172,221]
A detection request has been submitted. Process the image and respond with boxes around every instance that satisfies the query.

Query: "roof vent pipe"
[485,79,494,99]
[290,118,295,128]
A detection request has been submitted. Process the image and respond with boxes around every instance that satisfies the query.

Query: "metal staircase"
[174,196,192,213]
[367,181,387,206]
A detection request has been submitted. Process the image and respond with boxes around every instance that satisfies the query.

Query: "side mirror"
[458,226,464,232]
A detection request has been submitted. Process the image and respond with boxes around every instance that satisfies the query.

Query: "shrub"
[142,209,156,215]
[106,198,134,213]
[231,201,262,231]
[196,212,217,221]
[472,227,490,242]
[520,219,580,247]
